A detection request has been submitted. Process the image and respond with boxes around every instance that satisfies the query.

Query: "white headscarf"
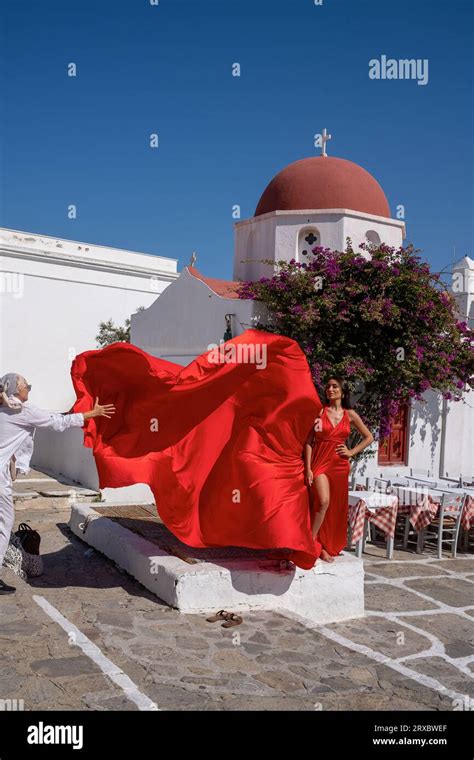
[0,373,23,410]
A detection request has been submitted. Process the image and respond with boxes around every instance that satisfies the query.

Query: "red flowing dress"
[310,406,351,557]
[70,329,324,569]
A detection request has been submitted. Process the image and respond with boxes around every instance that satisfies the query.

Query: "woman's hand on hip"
[336,444,352,459]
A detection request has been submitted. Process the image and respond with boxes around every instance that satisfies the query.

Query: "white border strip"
[316,625,467,704]
[33,595,159,711]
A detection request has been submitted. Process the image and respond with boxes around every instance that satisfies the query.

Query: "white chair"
[365,476,376,491]
[405,475,438,488]
[394,486,424,552]
[441,473,473,487]
[439,476,462,487]
[410,467,432,478]
[350,475,370,491]
[414,482,442,493]
[392,477,411,487]
[417,492,467,559]
[373,477,392,493]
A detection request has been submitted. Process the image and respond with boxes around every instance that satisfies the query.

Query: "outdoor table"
[347,486,473,559]
[392,485,472,531]
[459,493,474,529]
[348,490,398,559]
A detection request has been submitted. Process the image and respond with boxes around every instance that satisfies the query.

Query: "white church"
[0,148,472,498]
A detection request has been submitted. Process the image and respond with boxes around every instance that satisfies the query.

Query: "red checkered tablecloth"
[462,496,474,530]
[348,492,473,546]
[396,496,439,532]
[348,496,399,543]
[396,492,471,531]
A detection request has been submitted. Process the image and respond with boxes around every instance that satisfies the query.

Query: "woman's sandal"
[206,609,229,623]
[221,612,243,628]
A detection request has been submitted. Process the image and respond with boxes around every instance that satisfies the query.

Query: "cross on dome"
[321,128,332,157]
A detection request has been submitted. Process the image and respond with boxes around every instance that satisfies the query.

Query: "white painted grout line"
[370,613,474,676]
[365,575,474,584]
[282,553,474,705]
[364,556,474,567]
[315,624,468,704]
[365,606,474,617]
[33,595,159,711]
[365,573,474,620]
[366,570,474,578]
[397,648,474,673]
[361,564,474,679]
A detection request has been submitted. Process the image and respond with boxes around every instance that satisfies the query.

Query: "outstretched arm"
[82,397,116,421]
[22,397,116,432]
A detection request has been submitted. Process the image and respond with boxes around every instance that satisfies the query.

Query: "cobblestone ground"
[1,471,473,711]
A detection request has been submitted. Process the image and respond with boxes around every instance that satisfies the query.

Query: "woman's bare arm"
[303,416,319,485]
[345,409,374,456]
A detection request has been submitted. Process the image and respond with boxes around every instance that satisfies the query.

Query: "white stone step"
[37,488,98,498]
[15,477,57,483]
[69,503,365,625]
[13,491,40,501]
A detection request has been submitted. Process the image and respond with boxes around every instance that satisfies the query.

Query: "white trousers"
[0,462,14,570]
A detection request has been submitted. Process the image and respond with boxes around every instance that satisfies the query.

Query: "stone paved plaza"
[1,471,473,711]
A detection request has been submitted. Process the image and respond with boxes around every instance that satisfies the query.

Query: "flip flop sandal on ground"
[221,613,243,628]
[206,609,230,623]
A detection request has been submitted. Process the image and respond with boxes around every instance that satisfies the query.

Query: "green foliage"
[96,318,131,347]
[96,307,145,348]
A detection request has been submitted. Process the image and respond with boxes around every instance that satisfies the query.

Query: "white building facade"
[0,227,178,490]
[131,265,267,365]
[234,208,405,283]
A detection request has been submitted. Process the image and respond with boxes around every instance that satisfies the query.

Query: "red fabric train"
[71,329,323,568]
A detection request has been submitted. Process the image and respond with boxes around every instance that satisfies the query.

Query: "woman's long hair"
[323,375,352,409]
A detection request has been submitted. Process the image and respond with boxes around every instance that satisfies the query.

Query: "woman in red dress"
[304,377,373,563]
[71,330,326,569]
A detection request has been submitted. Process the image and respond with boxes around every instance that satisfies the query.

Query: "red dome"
[255,156,390,218]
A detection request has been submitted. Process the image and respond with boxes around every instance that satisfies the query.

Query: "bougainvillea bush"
[237,241,474,453]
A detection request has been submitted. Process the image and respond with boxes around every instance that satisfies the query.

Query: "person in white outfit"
[0,373,115,594]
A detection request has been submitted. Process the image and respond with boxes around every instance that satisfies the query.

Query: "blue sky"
[1,0,472,281]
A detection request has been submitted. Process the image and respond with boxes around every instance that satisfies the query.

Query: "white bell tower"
[234,133,405,282]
